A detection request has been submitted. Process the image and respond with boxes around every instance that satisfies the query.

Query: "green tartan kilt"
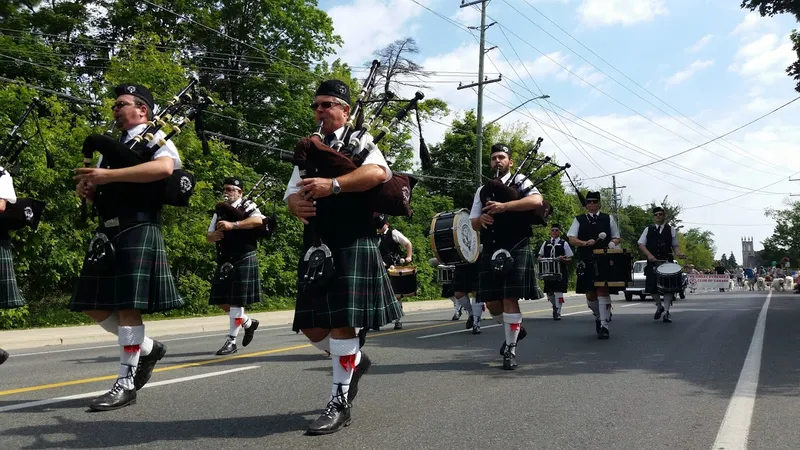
[479,239,543,302]
[69,222,184,314]
[209,251,261,307]
[0,240,24,309]
[292,237,403,332]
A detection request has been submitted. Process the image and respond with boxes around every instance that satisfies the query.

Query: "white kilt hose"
[70,221,184,313]
[0,240,24,309]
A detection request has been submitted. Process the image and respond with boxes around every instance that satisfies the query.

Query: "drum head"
[656,262,682,275]
[454,210,479,263]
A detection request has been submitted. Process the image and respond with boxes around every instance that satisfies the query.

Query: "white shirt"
[208,197,266,232]
[637,224,678,247]
[566,213,621,239]
[97,123,182,169]
[538,237,574,257]
[468,172,541,219]
[380,226,411,247]
[282,126,392,202]
[0,168,17,204]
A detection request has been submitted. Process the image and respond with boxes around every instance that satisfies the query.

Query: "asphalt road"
[0,290,797,449]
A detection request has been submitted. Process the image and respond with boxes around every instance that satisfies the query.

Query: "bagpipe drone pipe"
[80,74,214,221]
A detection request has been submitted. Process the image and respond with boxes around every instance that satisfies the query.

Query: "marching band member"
[537,224,573,320]
[637,207,685,323]
[567,191,620,339]
[206,177,264,355]
[71,84,181,410]
[374,214,413,329]
[284,79,402,434]
[452,254,483,334]
[0,166,20,365]
[470,143,544,370]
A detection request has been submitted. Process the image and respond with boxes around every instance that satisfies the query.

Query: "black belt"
[101,211,161,228]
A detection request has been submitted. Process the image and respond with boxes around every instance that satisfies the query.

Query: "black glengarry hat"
[585,191,601,201]
[491,143,511,156]
[315,79,351,106]
[223,177,243,190]
[114,84,155,112]
[652,206,664,213]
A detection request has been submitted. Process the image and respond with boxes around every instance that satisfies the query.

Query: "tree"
[762,200,800,265]
[727,252,738,269]
[370,37,429,93]
[740,0,800,93]
[680,228,716,270]
[721,253,729,268]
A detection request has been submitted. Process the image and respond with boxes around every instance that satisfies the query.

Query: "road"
[0,290,798,449]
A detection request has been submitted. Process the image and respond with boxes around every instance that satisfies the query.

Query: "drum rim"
[656,262,682,275]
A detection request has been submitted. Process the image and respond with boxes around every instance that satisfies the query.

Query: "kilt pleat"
[209,251,261,306]
[0,240,24,309]
[452,261,479,293]
[292,237,402,331]
[69,222,184,313]
[478,240,543,302]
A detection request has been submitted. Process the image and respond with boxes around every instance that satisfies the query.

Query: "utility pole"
[611,175,626,222]
[459,0,501,187]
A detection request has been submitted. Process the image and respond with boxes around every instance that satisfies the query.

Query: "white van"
[624,260,648,301]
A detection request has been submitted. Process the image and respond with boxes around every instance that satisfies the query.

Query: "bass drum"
[429,208,480,265]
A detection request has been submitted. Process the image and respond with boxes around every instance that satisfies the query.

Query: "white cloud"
[686,34,713,53]
[728,33,796,84]
[665,59,714,86]
[452,4,480,24]
[326,0,430,65]
[577,0,667,26]
[730,12,778,39]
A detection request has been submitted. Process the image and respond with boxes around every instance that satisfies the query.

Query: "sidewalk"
[0,294,584,351]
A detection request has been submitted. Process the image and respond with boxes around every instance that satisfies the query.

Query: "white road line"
[417,309,594,338]
[0,366,260,413]
[619,303,642,308]
[711,291,771,450]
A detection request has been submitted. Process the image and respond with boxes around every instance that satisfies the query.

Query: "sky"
[317,0,800,265]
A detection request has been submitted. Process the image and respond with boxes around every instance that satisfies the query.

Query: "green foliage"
[762,200,800,266]
[680,228,716,270]
[740,0,800,92]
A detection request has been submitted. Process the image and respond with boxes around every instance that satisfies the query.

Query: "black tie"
[551,239,556,246]
[324,133,336,146]
[119,132,127,143]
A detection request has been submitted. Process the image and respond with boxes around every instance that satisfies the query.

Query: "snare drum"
[388,265,418,298]
[437,264,455,284]
[538,258,562,282]
[430,209,480,265]
[592,248,633,288]
[656,262,683,293]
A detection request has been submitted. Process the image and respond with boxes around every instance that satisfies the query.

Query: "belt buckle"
[104,217,120,228]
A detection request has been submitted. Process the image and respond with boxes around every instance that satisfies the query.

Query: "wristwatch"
[331,178,341,195]
[234,221,239,229]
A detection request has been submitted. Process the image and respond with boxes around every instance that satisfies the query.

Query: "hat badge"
[127,86,136,94]
[337,85,346,94]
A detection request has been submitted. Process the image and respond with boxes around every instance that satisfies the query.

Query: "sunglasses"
[310,100,344,110]
[223,187,240,192]
[111,101,135,111]
[654,212,664,216]
[586,199,599,204]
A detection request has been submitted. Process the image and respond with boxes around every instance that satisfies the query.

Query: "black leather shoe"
[663,312,672,323]
[358,327,368,348]
[466,315,474,329]
[89,383,137,411]
[502,345,518,370]
[215,339,237,356]
[654,305,664,320]
[499,326,527,355]
[134,341,166,391]
[393,321,402,330]
[242,319,259,347]
[0,348,8,365]
[307,400,352,435]
[598,326,610,339]
[348,353,372,403]
[595,319,601,335]
[553,310,561,320]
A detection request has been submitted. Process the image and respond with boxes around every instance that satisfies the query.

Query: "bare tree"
[368,37,429,94]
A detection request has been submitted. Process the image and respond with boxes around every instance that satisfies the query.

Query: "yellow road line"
[0,304,583,397]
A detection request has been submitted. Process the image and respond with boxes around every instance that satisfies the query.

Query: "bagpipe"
[213,172,279,240]
[285,60,425,218]
[80,74,213,221]
[478,137,570,227]
[0,97,50,231]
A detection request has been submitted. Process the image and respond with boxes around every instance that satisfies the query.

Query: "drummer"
[637,207,685,323]
[375,214,413,330]
[537,224,573,320]
[452,246,484,334]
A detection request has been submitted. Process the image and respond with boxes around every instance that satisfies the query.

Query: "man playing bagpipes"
[72,83,185,410]
[470,143,546,370]
[566,191,621,339]
[283,79,403,434]
[374,213,413,329]
[206,177,264,355]
[0,167,23,365]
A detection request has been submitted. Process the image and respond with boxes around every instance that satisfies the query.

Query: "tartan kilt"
[0,240,24,309]
[292,237,402,331]
[452,261,479,293]
[69,223,184,313]
[575,258,621,295]
[478,240,543,302]
[209,251,261,307]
